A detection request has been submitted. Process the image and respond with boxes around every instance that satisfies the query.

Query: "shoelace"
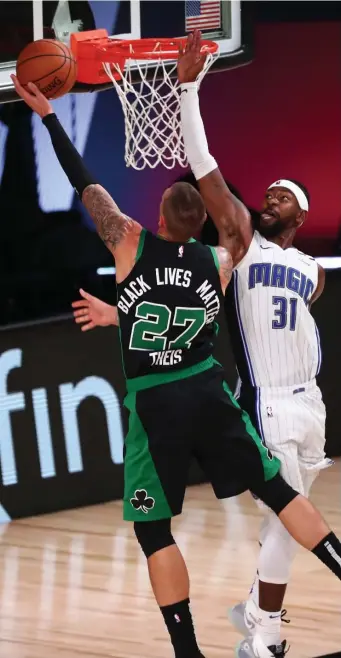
[281,609,290,625]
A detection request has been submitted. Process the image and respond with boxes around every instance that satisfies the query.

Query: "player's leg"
[249,446,303,647]
[253,463,327,648]
[124,387,205,658]
[214,384,338,575]
[269,383,329,598]
[134,519,205,658]
[196,376,293,645]
[234,389,286,614]
[230,386,323,642]
[237,476,341,657]
[236,386,329,649]
[194,374,292,657]
[229,513,294,642]
[198,377,341,657]
[233,475,341,658]
[230,439,304,643]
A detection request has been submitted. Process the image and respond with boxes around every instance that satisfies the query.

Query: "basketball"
[16,39,77,100]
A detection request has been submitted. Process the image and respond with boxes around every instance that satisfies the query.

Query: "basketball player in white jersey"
[177,31,331,658]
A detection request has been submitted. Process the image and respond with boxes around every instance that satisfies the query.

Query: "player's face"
[259,187,304,238]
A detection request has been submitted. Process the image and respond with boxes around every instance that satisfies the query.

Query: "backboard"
[0,0,253,103]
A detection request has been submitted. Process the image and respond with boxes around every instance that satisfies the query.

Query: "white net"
[102,46,218,171]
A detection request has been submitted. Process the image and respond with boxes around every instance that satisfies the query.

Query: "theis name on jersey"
[117,267,220,367]
[249,262,315,304]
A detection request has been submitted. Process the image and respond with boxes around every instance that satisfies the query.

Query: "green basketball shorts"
[123,365,280,522]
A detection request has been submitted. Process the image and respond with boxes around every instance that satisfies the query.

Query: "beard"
[253,211,289,238]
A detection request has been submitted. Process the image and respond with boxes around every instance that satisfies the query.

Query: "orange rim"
[94,37,218,62]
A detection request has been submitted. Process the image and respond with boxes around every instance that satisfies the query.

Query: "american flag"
[185,0,221,31]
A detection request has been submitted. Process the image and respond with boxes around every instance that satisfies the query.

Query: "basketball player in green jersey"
[12,72,341,658]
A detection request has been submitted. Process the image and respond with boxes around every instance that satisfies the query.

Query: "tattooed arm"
[81,184,140,254]
[10,76,142,265]
[214,246,233,294]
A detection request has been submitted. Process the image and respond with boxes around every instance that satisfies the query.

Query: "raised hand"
[177,30,208,84]
[10,74,53,118]
[72,289,119,331]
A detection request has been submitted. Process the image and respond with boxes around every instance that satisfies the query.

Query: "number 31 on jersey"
[272,296,298,331]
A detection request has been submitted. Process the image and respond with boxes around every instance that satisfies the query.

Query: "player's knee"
[268,512,299,556]
[258,513,298,583]
[251,472,299,516]
[134,519,175,558]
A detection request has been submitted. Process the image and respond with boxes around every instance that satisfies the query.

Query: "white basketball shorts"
[254,378,331,496]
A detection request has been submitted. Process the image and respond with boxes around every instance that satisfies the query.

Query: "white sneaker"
[228,600,259,637]
[229,602,290,639]
[229,602,251,637]
[236,635,288,658]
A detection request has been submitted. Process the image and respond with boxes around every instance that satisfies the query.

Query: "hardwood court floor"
[0,461,339,658]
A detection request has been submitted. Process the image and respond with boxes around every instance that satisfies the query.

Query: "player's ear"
[159,214,166,229]
[296,210,306,227]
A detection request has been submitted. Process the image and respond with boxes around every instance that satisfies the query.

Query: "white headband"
[267,179,309,211]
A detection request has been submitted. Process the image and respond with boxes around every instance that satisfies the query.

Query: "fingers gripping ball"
[16,39,77,99]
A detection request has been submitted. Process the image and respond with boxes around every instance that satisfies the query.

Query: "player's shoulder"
[233,230,266,270]
[287,246,317,268]
[239,229,274,260]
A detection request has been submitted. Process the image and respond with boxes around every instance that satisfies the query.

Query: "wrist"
[42,112,57,125]
[40,107,54,119]
[109,306,119,326]
[180,81,198,91]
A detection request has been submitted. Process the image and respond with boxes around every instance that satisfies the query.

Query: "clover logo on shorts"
[130,489,155,513]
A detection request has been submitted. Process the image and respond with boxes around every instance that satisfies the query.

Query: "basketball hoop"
[72,34,219,171]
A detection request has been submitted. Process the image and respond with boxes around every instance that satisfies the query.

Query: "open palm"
[177,30,207,83]
[72,289,117,331]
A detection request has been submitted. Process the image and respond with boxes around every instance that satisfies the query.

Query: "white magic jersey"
[227,230,321,388]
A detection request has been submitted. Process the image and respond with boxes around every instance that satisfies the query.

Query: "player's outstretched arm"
[178,31,253,265]
[11,75,141,263]
[72,288,119,331]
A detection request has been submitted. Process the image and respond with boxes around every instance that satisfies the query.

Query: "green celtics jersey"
[116,229,223,387]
